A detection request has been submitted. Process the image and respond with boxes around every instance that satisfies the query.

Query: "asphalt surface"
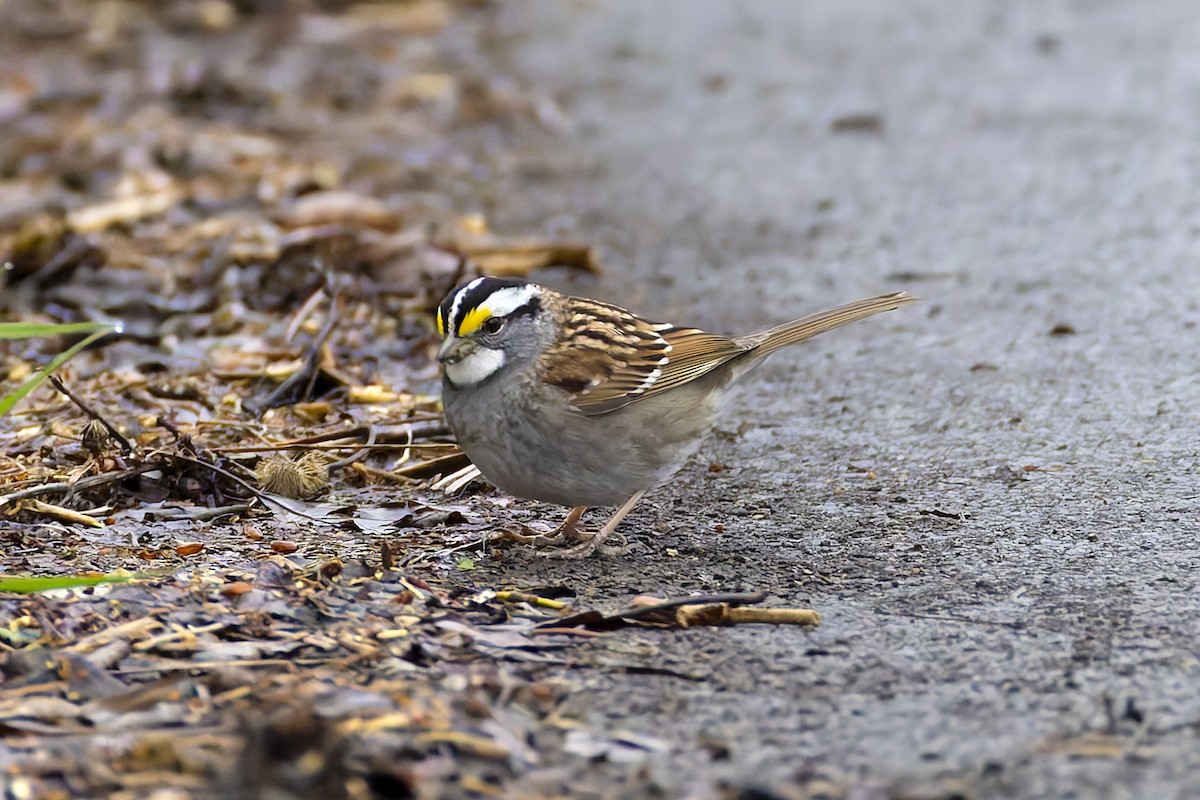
[448,3,1200,797]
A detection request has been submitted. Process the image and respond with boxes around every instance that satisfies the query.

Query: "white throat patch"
[444,346,505,386]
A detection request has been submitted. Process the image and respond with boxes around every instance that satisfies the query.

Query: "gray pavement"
[453,2,1200,797]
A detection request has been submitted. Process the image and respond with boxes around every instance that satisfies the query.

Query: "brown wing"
[540,291,917,417]
[539,296,748,416]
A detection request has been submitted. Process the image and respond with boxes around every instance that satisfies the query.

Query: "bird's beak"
[438,336,472,364]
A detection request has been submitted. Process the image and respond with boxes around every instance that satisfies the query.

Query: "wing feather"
[539,296,746,416]
[538,291,915,417]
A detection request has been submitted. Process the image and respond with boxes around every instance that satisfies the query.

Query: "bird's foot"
[491,524,563,548]
[492,506,591,547]
[536,527,628,559]
[535,492,645,558]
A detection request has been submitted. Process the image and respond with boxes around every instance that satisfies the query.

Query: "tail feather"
[736,291,918,359]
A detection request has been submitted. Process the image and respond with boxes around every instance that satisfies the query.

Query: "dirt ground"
[454,2,1200,797]
[3,1,1200,799]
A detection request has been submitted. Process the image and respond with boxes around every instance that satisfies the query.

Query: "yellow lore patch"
[436,307,445,336]
[457,306,491,337]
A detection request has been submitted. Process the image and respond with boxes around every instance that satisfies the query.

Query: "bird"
[436,275,916,557]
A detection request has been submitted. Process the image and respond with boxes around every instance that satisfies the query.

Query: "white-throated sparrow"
[437,276,916,557]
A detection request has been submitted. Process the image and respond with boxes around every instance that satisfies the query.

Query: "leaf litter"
[0,2,817,796]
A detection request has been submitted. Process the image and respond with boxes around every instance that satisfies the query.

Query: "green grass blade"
[0,321,117,339]
[0,571,134,593]
[0,327,117,415]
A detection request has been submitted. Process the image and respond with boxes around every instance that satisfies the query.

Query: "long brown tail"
[736,291,918,359]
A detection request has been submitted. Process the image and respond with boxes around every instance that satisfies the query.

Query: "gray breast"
[442,372,724,508]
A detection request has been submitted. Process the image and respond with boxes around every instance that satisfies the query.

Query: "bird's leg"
[552,505,589,542]
[541,491,647,559]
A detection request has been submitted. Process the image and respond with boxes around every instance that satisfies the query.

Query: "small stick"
[215,442,444,454]
[676,604,821,627]
[494,591,568,609]
[286,285,328,343]
[326,424,379,471]
[300,292,340,401]
[66,617,164,654]
[526,627,605,638]
[350,462,417,484]
[0,464,160,509]
[23,499,104,528]
[48,375,133,454]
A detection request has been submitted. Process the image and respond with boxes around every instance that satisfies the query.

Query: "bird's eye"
[481,317,505,335]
